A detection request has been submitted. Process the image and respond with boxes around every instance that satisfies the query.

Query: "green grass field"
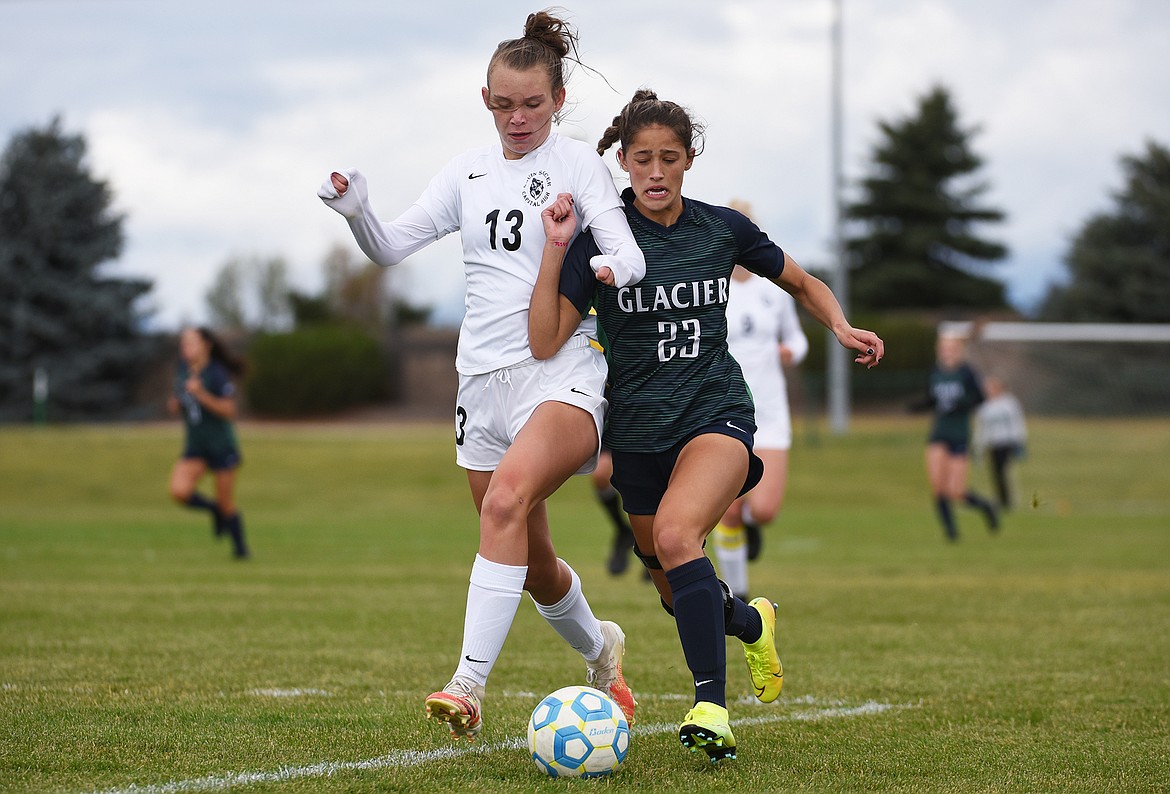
[2,416,1168,793]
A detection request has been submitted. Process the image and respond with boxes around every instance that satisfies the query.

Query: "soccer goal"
[937,321,1170,416]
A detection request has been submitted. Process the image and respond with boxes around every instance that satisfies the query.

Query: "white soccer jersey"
[413,132,630,375]
[726,274,808,446]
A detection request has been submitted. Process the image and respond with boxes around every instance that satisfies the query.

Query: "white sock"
[713,523,749,597]
[453,554,527,688]
[742,503,757,526]
[532,560,604,662]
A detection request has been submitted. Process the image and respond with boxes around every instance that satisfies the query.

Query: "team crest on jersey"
[523,170,552,207]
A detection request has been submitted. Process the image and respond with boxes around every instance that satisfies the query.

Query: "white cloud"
[3,0,1169,326]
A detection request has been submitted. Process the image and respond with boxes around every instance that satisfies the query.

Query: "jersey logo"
[468,172,487,179]
[726,421,746,434]
[523,169,551,206]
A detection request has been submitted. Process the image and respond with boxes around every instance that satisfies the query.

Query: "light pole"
[827,0,850,434]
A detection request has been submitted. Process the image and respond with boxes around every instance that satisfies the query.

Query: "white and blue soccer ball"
[527,685,630,778]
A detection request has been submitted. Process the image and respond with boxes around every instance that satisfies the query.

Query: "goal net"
[938,321,1170,416]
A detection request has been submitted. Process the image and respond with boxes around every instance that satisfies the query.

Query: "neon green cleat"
[743,597,784,703]
[678,701,737,762]
[424,677,484,742]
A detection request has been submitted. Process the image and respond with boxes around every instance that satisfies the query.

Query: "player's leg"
[428,397,607,739]
[744,447,788,555]
[212,465,247,559]
[990,446,1012,509]
[713,495,750,600]
[169,457,221,535]
[926,442,958,541]
[427,369,535,741]
[510,402,637,723]
[950,452,998,533]
[656,434,750,762]
[594,450,635,575]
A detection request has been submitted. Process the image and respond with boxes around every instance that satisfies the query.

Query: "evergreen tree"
[0,118,157,420]
[1041,140,1170,322]
[846,85,1008,310]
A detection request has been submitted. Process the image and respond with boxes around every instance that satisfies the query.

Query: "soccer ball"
[527,685,630,778]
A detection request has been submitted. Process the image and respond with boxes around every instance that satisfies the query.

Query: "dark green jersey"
[926,363,984,445]
[559,191,785,452]
[175,360,238,455]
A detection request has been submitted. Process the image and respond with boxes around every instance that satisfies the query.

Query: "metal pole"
[827,0,850,434]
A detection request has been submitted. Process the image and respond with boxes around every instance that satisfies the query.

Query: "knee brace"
[633,542,663,571]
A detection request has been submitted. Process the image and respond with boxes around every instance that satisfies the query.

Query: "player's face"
[179,328,209,367]
[482,66,565,160]
[936,336,965,369]
[617,124,694,226]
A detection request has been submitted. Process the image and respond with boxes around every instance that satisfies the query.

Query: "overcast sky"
[3,0,1168,328]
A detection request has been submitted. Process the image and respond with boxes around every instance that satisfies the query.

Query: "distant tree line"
[2,100,1167,420]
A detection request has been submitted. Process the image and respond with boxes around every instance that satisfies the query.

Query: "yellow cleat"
[678,701,737,762]
[743,597,783,703]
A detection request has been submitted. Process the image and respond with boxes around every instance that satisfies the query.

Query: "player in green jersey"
[529,89,884,763]
[167,327,249,559]
[916,332,999,541]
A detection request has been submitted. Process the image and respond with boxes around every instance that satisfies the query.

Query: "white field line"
[85,696,916,794]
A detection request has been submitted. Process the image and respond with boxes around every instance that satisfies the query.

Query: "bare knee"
[479,481,532,537]
[749,499,780,525]
[653,523,703,571]
[169,478,193,504]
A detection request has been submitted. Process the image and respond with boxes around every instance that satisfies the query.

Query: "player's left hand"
[840,328,884,369]
[541,192,576,245]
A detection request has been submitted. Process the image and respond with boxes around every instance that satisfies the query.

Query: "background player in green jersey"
[166,327,249,560]
[530,89,884,763]
[916,332,999,541]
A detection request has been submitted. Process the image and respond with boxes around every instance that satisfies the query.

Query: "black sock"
[724,587,763,644]
[666,557,726,707]
[185,492,219,514]
[964,491,999,530]
[598,488,632,537]
[224,512,249,558]
[936,496,957,540]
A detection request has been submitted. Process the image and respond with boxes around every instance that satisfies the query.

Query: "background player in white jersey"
[973,375,1027,510]
[318,10,644,741]
[714,239,809,600]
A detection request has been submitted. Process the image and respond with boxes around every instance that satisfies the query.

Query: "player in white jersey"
[714,260,809,599]
[317,11,644,741]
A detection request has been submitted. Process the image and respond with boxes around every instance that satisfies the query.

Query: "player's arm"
[185,376,237,420]
[318,169,438,266]
[585,206,645,288]
[771,252,884,369]
[530,193,589,360]
[776,293,809,367]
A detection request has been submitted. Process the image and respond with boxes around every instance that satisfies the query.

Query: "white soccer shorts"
[751,387,793,451]
[454,341,608,474]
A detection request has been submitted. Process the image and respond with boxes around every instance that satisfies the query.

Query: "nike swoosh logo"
[753,673,782,696]
[468,173,487,179]
[570,388,590,397]
[464,655,489,664]
[726,421,746,433]
[696,679,714,687]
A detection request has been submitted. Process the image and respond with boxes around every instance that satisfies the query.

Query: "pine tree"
[1041,140,1170,322]
[0,118,158,420]
[846,85,1008,310]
